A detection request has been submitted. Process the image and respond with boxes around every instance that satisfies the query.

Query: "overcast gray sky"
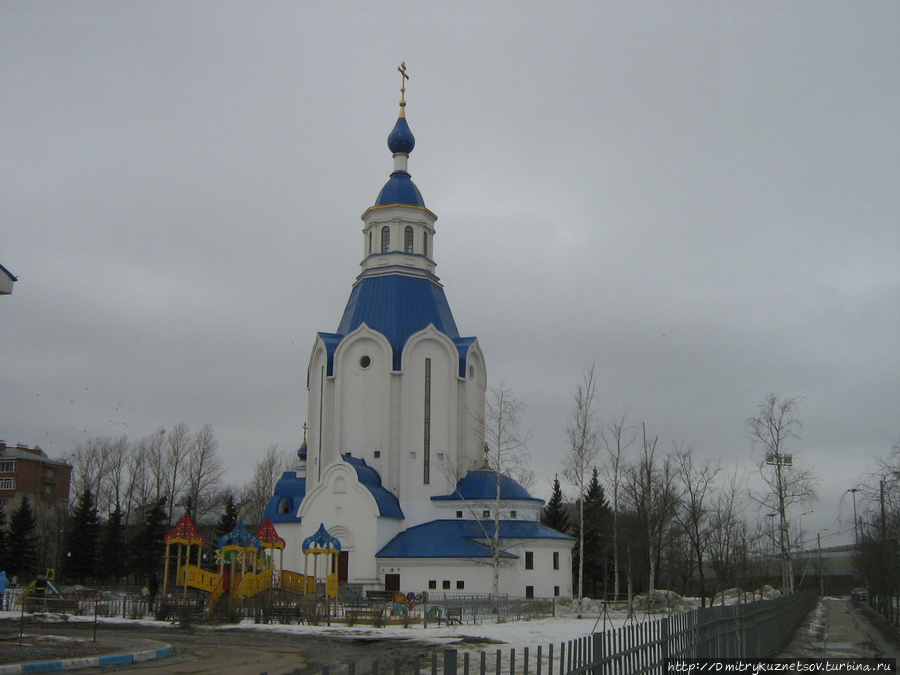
[2,2,898,546]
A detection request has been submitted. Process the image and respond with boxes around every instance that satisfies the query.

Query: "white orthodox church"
[265,71,573,599]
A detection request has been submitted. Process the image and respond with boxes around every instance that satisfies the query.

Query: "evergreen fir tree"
[99,505,128,583]
[63,488,100,584]
[215,493,239,541]
[7,496,38,578]
[582,467,612,598]
[130,499,168,580]
[541,475,570,534]
[206,492,239,560]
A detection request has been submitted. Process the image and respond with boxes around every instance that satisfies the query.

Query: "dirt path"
[1,623,456,675]
[777,597,900,661]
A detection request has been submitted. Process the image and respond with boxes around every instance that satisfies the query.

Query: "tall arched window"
[381,226,390,253]
[404,226,414,253]
[423,232,429,258]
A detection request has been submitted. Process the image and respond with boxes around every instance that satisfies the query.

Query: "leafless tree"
[480,385,531,600]
[185,423,226,523]
[707,468,750,600]
[241,444,290,525]
[601,411,637,604]
[66,437,111,505]
[165,422,192,523]
[562,365,601,610]
[747,393,817,593]
[672,445,721,607]
[623,423,680,595]
[99,436,130,516]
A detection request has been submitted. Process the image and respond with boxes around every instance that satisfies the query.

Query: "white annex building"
[265,70,573,599]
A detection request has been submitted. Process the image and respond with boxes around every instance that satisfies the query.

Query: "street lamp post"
[817,528,829,597]
[847,488,860,546]
[766,452,794,594]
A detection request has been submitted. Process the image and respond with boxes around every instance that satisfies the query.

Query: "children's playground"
[10,513,551,626]
[161,514,441,625]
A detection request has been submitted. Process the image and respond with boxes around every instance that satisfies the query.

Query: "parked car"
[850,587,868,601]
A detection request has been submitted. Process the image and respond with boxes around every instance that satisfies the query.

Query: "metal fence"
[300,592,817,675]
[869,593,899,627]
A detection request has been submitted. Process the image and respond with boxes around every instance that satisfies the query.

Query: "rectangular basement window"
[526,586,534,599]
[429,580,436,590]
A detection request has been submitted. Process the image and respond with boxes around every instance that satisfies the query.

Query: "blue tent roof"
[376,519,573,558]
[432,470,543,503]
[342,455,404,519]
[326,274,473,373]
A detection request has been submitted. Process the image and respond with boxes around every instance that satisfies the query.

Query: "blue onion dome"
[387,115,415,155]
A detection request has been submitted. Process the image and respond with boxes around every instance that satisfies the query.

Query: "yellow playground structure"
[164,513,335,613]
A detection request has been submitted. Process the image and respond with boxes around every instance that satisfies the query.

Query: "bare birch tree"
[624,423,680,596]
[242,444,290,524]
[601,411,637,604]
[165,423,192,523]
[482,385,531,600]
[672,445,720,607]
[562,365,601,610]
[747,393,817,594]
[185,423,226,522]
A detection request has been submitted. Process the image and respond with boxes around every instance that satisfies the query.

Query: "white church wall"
[332,327,392,464]
[398,328,462,526]
[459,344,487,471]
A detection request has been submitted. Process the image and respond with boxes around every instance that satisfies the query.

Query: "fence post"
[591,632,602,675]
[444,649,458,675]
[660,615,669,668]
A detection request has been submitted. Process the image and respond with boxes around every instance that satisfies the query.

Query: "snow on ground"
[0,590,776,661]
[0,605,659,657]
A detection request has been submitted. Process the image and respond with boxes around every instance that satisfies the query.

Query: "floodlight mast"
[766,451,794,594]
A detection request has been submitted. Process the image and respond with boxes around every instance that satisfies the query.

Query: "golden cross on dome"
[398,61,409,109]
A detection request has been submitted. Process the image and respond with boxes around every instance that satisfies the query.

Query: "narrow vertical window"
[381,226,390,253]
[525,551,534,570]
[404,226,414,253]
[423,357,431,484]
[553,551,560,570]
[368,231,373,255]
[423,232,429,258]
[317,365,325,481]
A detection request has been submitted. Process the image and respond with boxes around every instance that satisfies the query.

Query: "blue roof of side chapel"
[432,470,543,503]
[262,472,307,524]
[342,455,404,519]
[376,519,573,558]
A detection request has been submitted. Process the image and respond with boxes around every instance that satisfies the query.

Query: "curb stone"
[0,644,171,674]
